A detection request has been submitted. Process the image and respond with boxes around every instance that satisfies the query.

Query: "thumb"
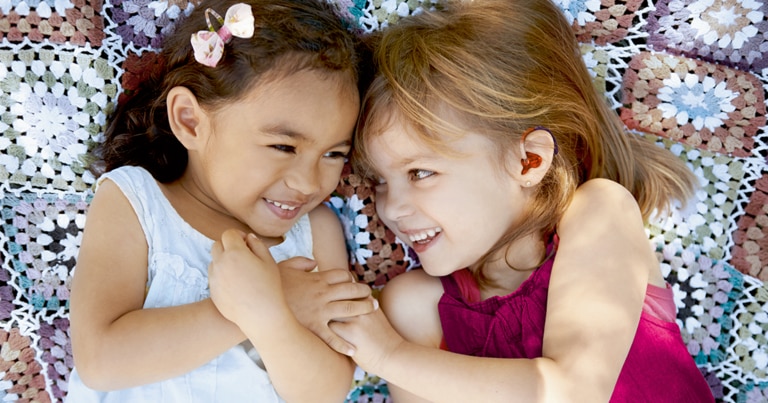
[243,232,272,258]
[278,256,318,272]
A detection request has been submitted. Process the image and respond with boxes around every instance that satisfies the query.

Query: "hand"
[329,309,405,373]
[280,259,378,355]
[208,229,288,325]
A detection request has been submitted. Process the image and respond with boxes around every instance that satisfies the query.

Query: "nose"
[376,183,414,223]
[285,159,322,197]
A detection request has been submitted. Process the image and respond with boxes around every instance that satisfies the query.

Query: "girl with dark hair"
[67,0,374,401]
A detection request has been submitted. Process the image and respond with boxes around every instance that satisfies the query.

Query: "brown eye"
[270,144,296,153]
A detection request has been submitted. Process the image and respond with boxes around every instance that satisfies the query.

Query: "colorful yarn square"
[118,50,163,104]
[108,0,197,49]
[0,48,116,191]
[1,192,89,313]
[646,134,751,262]
[732,174,768,281]
[553,0,643,45]
[646,0,768,73]
[620,52,766,158]
[0,0,106,46]
[0,327,52,402]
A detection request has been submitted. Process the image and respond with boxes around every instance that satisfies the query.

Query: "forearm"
[73,298,245,390]
[376,342,568,403]
[242,309,355,403]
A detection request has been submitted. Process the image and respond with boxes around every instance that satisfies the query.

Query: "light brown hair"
[354,0,697,272]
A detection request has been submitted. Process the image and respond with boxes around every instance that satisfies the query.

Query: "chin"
[420,262,459,278]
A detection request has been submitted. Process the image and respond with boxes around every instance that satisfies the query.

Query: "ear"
[167,86,208,150]
[515,128,556,187]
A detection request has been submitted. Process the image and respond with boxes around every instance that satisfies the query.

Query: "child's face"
[368,113,528,277]
[197,69,358,239]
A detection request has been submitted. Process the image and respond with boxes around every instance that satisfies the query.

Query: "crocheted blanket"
[0,0,766,401]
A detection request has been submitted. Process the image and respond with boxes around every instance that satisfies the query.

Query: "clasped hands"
[207,229,381,356]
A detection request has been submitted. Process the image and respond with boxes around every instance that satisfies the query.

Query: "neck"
[475,232,547,295]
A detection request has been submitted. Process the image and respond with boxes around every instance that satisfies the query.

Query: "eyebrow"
[262,125,352,148]
[390,153,441,169]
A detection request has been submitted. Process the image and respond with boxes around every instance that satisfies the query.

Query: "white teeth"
[266,199,297,211]
[408,227,442,243]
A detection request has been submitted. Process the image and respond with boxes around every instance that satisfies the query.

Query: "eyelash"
[270,145,349,160]
[271,144,296,153]
[324,151,350,160]
[409,169,435,181]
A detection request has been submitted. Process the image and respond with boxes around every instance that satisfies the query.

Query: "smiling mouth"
[265,198,299,211]
[407,227,443,244]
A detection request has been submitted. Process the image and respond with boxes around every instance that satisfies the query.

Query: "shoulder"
[572,178,636,207]
[308,203,344,245]
[380,269,444,348]
[308,203,342,231]
[96,166,155,197]
[560,179,641,234]
[309,203,347,269]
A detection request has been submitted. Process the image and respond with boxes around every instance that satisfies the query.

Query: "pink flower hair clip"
[190,3,255,67]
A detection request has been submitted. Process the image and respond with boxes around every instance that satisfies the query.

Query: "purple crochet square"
[108,0,195,49]
[1,193,89,313]
[646,0,768,72]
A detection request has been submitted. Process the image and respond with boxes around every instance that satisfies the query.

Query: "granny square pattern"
[646,0,768,73]
[555,0,644,45]
[732,174,768,280]
[0,0,106,46]
[0,0,766,402]
[0,46,113,192]
[620,52,766,158]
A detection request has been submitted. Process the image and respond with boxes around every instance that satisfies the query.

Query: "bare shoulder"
[71,177,149,332]
[380,269,444,348]
[308,203,341,229]
[308,203,348,270]
[561,179,641,234]
[572,178,636,207]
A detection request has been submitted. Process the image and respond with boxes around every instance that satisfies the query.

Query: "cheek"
[373,196,392,226]
[319,163,346,193]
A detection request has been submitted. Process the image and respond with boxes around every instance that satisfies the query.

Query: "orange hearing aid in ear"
[520,127,547,175]
[520,152,542,175]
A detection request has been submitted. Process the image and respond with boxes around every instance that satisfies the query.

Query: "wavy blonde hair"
[354,0,697,272]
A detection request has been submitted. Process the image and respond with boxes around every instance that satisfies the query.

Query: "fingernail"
[373,298,379,310]
[347,348,355,356]
[248,233,258,240]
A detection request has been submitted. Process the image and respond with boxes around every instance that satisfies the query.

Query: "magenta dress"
[437,241,714,402]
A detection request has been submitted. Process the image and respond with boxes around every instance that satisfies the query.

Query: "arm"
[331,179,654,402]
[209,205,373,403]
[69,179,245,391]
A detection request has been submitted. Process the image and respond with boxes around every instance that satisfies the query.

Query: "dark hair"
[94,0,364,182]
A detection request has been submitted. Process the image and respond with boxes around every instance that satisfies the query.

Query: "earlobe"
[167,86,206,150]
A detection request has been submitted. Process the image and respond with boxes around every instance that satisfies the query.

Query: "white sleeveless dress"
[66,165,314,402]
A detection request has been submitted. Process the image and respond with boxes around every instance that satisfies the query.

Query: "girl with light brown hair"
[328,0,714,401]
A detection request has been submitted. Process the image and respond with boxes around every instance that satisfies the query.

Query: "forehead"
[215,69,358,144]
[368,113,495,171]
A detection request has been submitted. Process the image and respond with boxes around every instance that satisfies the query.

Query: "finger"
[243,232,273,260]
[210,240,224,260]
[324,281,373,301]
[278,256,317,272]
[321,268,361,285]
[326,322,356,356]
[220,228,248,251]
[326,297,379,321]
